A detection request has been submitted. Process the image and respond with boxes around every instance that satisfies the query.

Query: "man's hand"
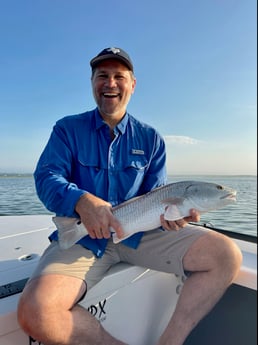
[75,193,124,240]
[160,209,200,231]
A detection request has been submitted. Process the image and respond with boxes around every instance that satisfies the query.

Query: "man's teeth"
[104,93,118,97]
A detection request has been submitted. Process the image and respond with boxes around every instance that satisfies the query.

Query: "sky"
[0,0,257,175]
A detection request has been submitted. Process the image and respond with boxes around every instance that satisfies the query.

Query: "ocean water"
[0,174,256,237]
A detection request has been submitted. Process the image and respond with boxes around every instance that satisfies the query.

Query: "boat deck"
[0,215,257,345]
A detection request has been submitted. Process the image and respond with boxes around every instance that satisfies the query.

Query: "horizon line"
[0,172,256,177]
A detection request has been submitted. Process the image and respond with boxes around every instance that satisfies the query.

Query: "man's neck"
[99,110,126,130]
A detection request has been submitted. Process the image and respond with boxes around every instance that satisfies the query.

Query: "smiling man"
[91,49,136,125]
[18,47,242,345]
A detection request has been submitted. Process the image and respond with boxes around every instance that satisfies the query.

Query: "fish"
[52,180,237,249]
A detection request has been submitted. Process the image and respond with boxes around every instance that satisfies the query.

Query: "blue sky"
[0,0,256,175]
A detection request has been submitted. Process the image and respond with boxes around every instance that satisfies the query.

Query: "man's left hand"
[160,209,200,231]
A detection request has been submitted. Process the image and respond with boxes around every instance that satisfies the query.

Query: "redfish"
[53,181,236,249]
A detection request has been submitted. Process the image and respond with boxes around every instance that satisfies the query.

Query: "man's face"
[91,59,136,120]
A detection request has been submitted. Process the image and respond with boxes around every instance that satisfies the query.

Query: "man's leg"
[18,241,127,345]
[157,231,242,345]
[18,274,127,345]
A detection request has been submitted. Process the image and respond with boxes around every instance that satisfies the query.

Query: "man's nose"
[105,77,117,87]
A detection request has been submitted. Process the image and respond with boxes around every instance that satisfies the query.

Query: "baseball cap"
[90,47,134,72]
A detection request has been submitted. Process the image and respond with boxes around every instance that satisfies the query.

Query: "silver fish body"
[53,181,236,249]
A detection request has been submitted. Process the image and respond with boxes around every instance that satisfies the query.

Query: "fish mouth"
[220,192,237,201]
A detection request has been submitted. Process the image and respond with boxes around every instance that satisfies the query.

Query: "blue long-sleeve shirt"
[34,108,167,257]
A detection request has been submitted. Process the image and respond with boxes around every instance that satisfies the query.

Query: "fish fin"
[164,205,190,221]
[112,232,132,244]
[52,216,80,231]
[52,216,88,249]
[112,233,122,244]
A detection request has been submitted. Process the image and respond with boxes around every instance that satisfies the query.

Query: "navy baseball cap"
[90,47,134,72]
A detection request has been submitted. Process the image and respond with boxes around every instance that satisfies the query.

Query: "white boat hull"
[0,215,257,345]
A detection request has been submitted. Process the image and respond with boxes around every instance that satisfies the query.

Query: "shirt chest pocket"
[114,156,149,200]
[77,150,148,170]
[77,151,107,171]
[119,156,149,184]
[122,157,148,171]
[76,150,149,184]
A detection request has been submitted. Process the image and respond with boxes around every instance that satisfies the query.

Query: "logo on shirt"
[131,149,145,155]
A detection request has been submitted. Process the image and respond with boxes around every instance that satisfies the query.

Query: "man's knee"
[184,231,242,278]
[203,232,242,280]
[17,285,37,335]
[18,274,87,334]
[18,277,56,336]
[217,233,242,275]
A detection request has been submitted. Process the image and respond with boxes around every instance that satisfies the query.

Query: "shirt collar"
[94,108,129,135]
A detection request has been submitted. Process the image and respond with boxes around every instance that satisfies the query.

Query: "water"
[0,174,256,237]
[0,174,51,216]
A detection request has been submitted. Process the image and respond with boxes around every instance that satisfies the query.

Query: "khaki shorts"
[30,225,209,291]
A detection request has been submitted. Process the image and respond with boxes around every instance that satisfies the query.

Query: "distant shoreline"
[0,173,33,178]
[0,173,256,178]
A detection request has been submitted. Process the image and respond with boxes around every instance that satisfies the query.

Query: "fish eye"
[216,185,223,190]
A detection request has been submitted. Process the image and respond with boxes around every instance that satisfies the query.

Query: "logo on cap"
[107,47,121,54]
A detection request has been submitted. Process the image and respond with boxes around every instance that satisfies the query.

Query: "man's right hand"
[75,193,124,240]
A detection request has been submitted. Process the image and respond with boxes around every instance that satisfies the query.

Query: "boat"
[0,215,257,345]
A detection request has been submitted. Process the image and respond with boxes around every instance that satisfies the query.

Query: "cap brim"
[90,54,133,71]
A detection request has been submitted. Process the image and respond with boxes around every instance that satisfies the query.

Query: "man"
[18,47,242,345]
